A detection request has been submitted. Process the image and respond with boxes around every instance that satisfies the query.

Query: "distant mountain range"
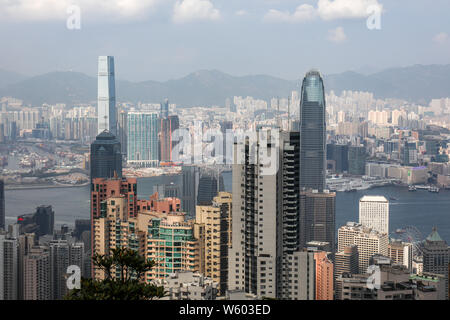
[1,64,449,107]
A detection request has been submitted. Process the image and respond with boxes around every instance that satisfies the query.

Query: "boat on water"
[389,196,398,201]
[429,186,440,193]
[408,185,417,192]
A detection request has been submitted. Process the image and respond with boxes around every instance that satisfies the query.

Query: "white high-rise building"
[97,56,116,136]
[359,195,389,234]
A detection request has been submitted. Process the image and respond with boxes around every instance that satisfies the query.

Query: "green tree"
[65,247,166,300]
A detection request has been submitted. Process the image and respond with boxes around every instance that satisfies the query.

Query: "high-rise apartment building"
[334,245,359,299]
[0,233,18,300]
[359,195,389,234]
[127,112,159,167]
[147,213,198,281]
[97,56,117,136]
[314,251,334,300]
[299,70,326,191]
[388,240,413,272]
[228,130,304,299]
[90,130,122,181]
[285,250,316,300]
[23,246,51,300]
[338,222,389,273]
[195,192,232,296]
[90,177,137,271]
[91,181,198,283]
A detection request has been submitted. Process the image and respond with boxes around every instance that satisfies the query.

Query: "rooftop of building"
[426,227,444,242]
[360,195,388,202]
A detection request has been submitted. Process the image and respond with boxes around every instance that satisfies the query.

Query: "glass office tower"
[299,70,326,191]
[127,112,159,167]
[97,56,117,136]
[90,130,122,181]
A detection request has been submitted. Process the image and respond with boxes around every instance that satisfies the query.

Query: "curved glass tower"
[299,70,326,191]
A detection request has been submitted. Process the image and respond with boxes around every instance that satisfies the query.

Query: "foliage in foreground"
[65,248,166,300]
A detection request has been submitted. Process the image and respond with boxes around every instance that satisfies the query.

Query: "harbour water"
[5,172,450,243]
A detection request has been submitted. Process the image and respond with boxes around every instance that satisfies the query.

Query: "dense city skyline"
[1,0,450,305]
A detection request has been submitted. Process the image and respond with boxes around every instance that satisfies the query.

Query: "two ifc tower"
[91,56,327,192]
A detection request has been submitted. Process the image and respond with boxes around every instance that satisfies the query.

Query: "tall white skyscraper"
[97,56,116,136]
[359,195,389,234]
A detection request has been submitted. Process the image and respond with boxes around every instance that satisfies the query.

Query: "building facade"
[359,195,389,234]
[97,56,116,136]
[299,70,326,191]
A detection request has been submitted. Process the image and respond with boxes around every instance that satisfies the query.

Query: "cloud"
[173,0,220,24]
[235,10,247,16]
[0,0,162,21]
[264,0,382,23]
[433,32,449,45]
[264,4,316,23]
[318,0,382,21]
[328,26,347,43]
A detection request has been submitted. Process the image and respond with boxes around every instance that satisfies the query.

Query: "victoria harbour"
[5,173,450,243]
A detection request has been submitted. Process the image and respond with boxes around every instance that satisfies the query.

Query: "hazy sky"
[1,0,450,82]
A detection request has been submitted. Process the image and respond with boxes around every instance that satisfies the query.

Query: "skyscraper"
[314,251,334,300]
[194,192,232,296]
[90,177,138,277]
[160,115,179,163]
[118,110,128,156]
[334,245,359,299]
[422,228,449,300]
[348,145,366,175]
[359,196,389,234]
[197,171,224,206]
[160,98,169,120]
[23,246,51,300]
[97,56,116,136]
[181,165,199,217]
[299,70,326,191]
[300,190,336,253]
[127,112,159,167]
[0,233,18,300]
[228,130,303,299]
[90,130,122,181]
